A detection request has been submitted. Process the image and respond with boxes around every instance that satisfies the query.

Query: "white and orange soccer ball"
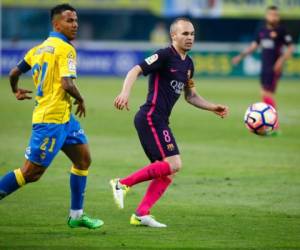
[244,102,278,136]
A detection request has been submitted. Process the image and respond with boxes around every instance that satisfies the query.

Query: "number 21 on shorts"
[40,137,56,152]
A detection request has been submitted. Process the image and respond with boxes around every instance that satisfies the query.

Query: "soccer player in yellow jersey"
[0,4,103,229]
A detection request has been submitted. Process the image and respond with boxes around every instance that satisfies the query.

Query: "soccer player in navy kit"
[232,6,294,133]
[110,18,229,227]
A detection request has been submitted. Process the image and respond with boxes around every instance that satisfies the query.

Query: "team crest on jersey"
[67,51,75,59]
[167,143,175,151]
[145,54,158,65]
[270,31,277,39]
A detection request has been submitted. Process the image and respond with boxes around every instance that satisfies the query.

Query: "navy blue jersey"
[138,46,194,122]
[255,25,293,72]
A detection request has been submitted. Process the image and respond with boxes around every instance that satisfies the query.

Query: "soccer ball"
[244,102,278,136]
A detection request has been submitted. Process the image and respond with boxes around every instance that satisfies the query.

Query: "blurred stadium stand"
[1,0,300,77]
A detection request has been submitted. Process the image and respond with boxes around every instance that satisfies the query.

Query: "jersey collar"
[170,45,187,61]
[49,31,71,44]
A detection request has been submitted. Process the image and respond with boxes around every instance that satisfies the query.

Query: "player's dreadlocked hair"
[267,5,279,11]
[170,17,192,34]
[50,3,76,20]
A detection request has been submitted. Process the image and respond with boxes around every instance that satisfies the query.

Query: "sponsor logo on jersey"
[170,80,185,94]
[145,54,158,65]
[261,39,274,49]
[167,143,175,151]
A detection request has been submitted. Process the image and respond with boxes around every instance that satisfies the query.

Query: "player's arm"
[58,46,85,117]
[232,41,259,65]
[184,84,229,118]
[9,63,32,101]
[115,50,167,111]
[114,65,143,111]
[61,77,86,117]
[273,43,295,74]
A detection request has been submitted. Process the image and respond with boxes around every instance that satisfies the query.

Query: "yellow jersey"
[20,32,77,124]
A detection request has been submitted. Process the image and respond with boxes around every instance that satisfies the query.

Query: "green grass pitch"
[0,77,299,249]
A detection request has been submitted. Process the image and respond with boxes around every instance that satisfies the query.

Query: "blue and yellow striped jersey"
[18,32,77,124]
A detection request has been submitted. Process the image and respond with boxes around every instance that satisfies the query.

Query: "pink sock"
[120,161,172,187]
[263,95,279,128]
[263,95,277,109]
[136,176,172,216]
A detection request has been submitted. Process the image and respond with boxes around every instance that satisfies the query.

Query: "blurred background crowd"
[1,0,300,78]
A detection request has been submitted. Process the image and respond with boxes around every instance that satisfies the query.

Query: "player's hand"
[14,88,32,100]
[74,99,86,118]
[213,105,229,118]
[114,92,130,111]
[232,55,242,65]
[273,59,283,74]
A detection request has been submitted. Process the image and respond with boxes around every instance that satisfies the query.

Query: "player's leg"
[0,122,66,200]
[119,154,181,186]
[0,160,46,200]
[261,72,280,131]
[118,161,173,187]
[62,143,90,217]
[260,71,280,108]
[116,119,180,188]
[135,155,180,217]
[129,122,180,227]
[110,160,172,209]
[131,130,181,228]
[62,115,103,229]
[262,88,277,109]
[110,116,178,209]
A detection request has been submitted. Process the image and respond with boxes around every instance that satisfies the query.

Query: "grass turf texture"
[0,77,299,250]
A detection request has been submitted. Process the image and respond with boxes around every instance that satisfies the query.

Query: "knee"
[25,174,42,183]
[169,158,182,173]
[261,89,274,97]
[21,168,44,183]
[77,155,92,170]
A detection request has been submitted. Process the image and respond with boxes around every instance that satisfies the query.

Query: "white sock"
[70,209,83,219]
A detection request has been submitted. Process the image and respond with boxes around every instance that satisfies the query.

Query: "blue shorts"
[134,111,179,163]
[25,115,87,167]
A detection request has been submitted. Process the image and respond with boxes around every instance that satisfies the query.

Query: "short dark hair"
[50,3,76,20]
[267,5,279,11]
[170,17,192,34]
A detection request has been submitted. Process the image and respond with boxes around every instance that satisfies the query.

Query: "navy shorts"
[25,115,87,167]
[260,71,281,93]
[134,112,179,162]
